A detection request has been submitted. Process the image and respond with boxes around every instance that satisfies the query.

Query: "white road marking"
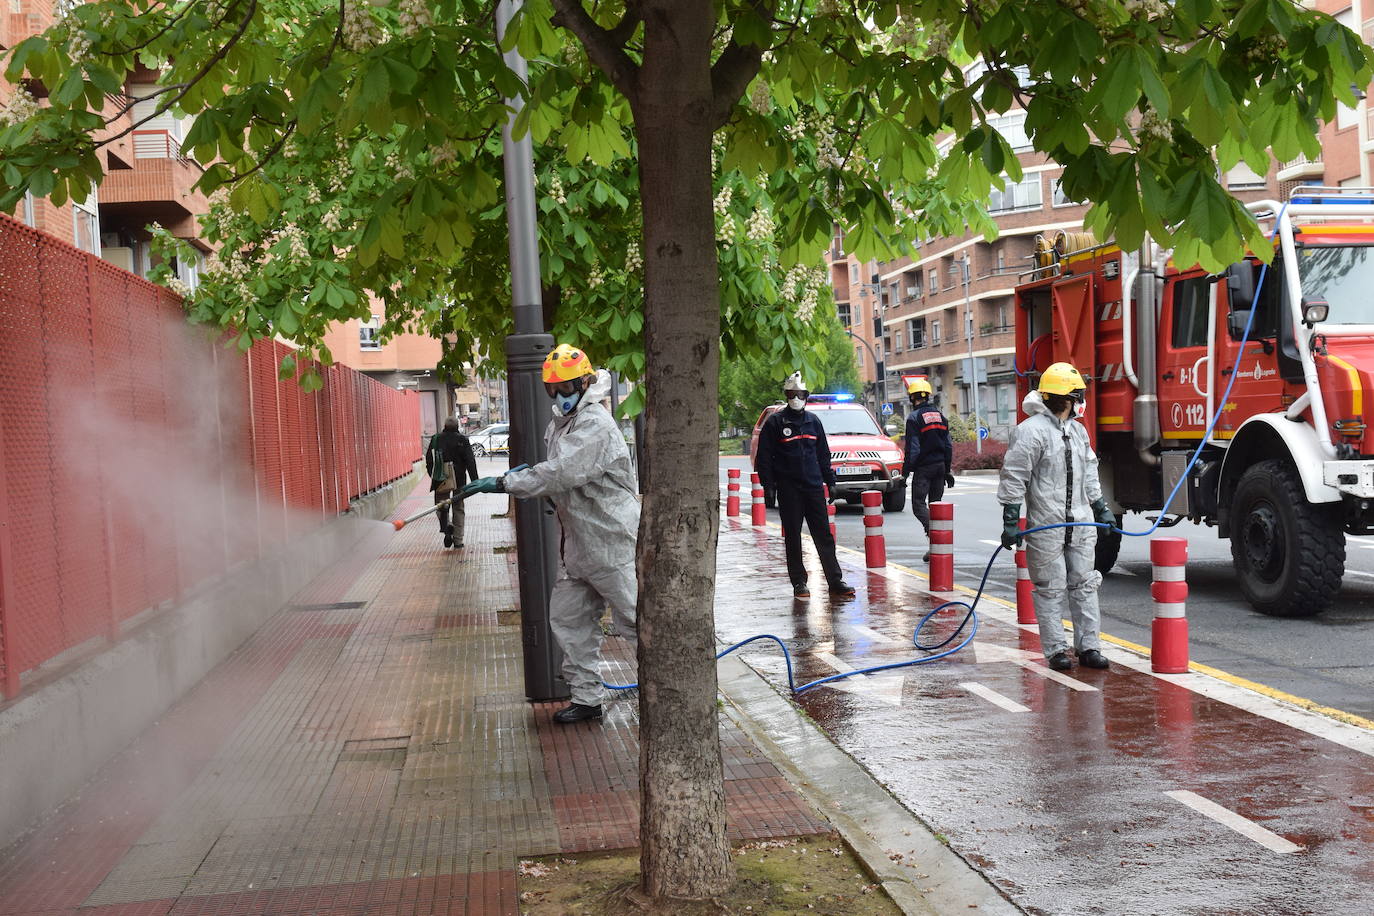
[813,652,906,706]
[1164,790,1303,854]
[847,625,900,646]
[960,681,1030,713]
[973,642,1100,692]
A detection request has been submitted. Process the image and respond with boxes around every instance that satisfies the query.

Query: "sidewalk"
[0,480,833,916]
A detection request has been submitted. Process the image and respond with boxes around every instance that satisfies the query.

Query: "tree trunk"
[633,0,733,900]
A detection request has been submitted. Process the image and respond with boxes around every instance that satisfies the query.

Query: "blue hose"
[606,214,1282,696]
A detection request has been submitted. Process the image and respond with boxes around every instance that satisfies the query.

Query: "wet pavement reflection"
[715,520,1374,915]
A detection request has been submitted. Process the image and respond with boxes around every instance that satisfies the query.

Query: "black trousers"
[434,488,465,542]
[776,484,844,588]
[909,467,947,534]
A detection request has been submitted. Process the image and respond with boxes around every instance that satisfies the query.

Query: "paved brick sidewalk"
[0,478,827,916]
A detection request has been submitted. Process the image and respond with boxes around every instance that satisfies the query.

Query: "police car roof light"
[808,393,854,403]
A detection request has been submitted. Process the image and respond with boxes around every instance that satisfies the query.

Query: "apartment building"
[2,4,209,284]
[322,313,502,438]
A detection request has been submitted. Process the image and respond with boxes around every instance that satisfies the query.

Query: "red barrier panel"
[0,214,421,698]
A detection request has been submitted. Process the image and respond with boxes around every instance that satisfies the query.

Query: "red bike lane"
[715,520,1374,915]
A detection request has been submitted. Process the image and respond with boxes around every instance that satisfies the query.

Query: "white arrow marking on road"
[1164,790,1303,854]
[973,642,1100,693]
[814,651,906,706]
[960,681,1030,713]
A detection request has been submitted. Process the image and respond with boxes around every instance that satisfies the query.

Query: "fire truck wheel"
[1229,459,1344,617]
[1094,526,1122,574]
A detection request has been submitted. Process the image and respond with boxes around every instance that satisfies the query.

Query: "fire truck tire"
[1095,526,1122,574]
[883,487,906,512]
[1229,459,1344,617]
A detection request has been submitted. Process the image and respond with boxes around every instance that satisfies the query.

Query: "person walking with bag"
[425,416,479,548]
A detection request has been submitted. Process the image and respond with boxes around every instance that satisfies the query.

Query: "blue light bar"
[809,392,855,403]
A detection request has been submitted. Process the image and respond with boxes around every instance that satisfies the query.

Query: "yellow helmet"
[906,377,933,398]
[542,343,595,385]
[1038,362,1087,398]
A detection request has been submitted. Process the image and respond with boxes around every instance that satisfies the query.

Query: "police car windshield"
[1296,244,1374,323]
[814,406,882,437]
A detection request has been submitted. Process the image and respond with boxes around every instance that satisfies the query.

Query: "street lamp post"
[496,0,566,702]
[962,254,983,455]
[845,328,882,417]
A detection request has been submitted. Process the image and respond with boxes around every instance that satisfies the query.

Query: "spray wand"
[391,463,529,530]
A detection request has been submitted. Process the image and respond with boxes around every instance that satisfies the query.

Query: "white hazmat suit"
[503,370,639,706]
[996,390,1104,660]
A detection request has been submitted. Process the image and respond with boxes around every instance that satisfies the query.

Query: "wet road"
[711,517,1374,916]
[719,456,1374,721]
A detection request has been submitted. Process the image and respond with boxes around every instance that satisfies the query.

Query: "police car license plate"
[835,465,870,476]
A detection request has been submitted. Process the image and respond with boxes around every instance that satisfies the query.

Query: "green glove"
[462,475,505,496]
[1091,498,1116,528]
[1001,504,1023,550]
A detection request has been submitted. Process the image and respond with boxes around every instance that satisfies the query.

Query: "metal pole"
[497,0,567,702]
[963,255,982,454]
[845,329,881,417]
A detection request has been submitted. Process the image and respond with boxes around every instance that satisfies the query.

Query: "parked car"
[469,422,509,457]
[749,394,906,511]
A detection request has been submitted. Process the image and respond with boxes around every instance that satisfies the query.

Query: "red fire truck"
[1014,188,1374,617]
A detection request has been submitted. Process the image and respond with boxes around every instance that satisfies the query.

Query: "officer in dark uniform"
[901,377,954,562]
[754,372,857,599]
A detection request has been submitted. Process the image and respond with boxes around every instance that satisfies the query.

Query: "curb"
[716,655,1023,916]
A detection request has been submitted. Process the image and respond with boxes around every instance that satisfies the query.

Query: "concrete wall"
[0,467,420,847]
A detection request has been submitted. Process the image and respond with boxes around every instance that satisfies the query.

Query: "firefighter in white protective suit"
[996,362,1115,672]
[462,344,638,723]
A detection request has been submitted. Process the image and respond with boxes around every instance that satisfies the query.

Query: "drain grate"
[286,601,368,612]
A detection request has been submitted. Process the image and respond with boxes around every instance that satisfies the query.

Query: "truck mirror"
[1225,262,1256,311]
[1302,300,1329,325]
[1227,308,1252,341]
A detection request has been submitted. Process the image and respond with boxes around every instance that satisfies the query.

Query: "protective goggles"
[545,379,586,398]
[784,389,810,401]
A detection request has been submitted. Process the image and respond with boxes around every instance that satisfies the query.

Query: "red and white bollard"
[861,490,886,568]
[726,468,741,517]
[1015,517,1036,625]
[929,501,954,591]
[825,485,836,539]
[1150,537,1189,673]
[751,472,766,526]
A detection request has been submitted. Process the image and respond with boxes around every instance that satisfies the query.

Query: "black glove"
[1000,503,1023,550]
[944,470,956,488]
[826,489,837,504]
[1091,498,1116,528]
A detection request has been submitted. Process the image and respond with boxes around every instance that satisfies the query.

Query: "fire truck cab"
[1013,188,1374,617]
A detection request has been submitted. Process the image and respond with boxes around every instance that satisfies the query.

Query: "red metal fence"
[0,215,421,698]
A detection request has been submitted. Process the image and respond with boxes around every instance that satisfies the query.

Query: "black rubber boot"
[1047,651,1074,671]
[1078,649,1109,669]
[553,703,603,724]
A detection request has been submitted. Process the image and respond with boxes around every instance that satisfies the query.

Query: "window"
[851,263,859,282]
[72,192,100,254]
[1050,178,1080,207]
[989,175,1043,213]
[931,319,942,345]
[894,330,904,352]
[1171,277,1212,348]
[928,271,938,295]
[987,111,1032,153]
[837,302,852,327]
[855,347,864,367]
[996,247,1006,271]
[360,315,382,350]
[908,318,926,348]
[20,190,34,227]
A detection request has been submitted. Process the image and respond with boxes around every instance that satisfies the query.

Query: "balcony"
[1276,153,1324,182]
[980,324,1013,337]
[99,130,208,239]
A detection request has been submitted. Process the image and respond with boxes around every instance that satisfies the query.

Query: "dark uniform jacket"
[755,408,837,493]
[902,406,953,476]
[425,429,479,492]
